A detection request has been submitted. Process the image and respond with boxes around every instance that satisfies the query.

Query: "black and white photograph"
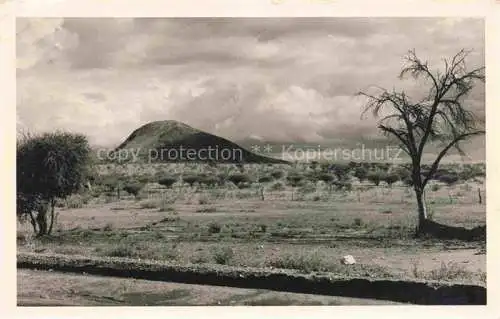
[15,17,486,306]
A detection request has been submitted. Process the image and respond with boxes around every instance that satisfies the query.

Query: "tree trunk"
[47,199,56,235]
[28,211,38,234]
[415,188,428,233]
[36,209,48,236]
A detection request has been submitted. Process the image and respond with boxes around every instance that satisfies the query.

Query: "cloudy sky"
[17,18,484,148]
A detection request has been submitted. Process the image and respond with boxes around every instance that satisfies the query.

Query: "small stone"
[340,255,356,265]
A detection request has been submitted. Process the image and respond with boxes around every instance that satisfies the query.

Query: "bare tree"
[358,49,484,235]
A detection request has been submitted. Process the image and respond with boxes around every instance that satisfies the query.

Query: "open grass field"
[17,163,487,302]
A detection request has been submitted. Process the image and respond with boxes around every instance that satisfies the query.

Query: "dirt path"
[18,269,404,306]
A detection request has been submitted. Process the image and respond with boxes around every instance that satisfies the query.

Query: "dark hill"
[115,120,288,164]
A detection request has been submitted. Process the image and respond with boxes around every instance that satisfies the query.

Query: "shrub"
[207,222,222,234]
[286,173,304,187]
[102,223,114,231]
[258,175,273,183]
[353,218,363,227]
[123,183,144,198]
[269,182,285,191]
[367,171,384,186]
[431,184,441,192]
[265,251,323,273]
[329,163,351,180]
[403,176,414,187]
[136,175,152,184]
[183,175,200,187]
[228,173,252,186]
[157,176,178,188]
[383,173,400,187]
[242,182,255,189]
[17,131,92,236]
[298,182,316,194]
[270,170,285,180]
[332,180,352,191]
[437,174,459,186]
[198,196,210,205]
[212,247,234,265]
[317,173,334,184]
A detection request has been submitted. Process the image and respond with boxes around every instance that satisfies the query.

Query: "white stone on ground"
[341,255,356,265]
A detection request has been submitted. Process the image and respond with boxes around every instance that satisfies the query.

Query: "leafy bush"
[383,173,400,187]
[317,173,334,184]
[17,131,92,236]
[286,173,304,187]
[333,180,352,191]
[269,182,285,191]
[228,173,252,186]
[199,175,220,187]
[329,163,351,180]
[367,170,384,186]
[183,174,200,187]
[270,170,285,180]
[437,174,459,185]
[157,176,178,188]
[258,175,273,183]
[123,183,144,198]
[431,184,441,192]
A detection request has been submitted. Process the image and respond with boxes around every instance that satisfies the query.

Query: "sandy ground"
[17,269,405,306]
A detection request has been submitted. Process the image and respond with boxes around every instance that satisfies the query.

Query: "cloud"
[16,18,485,147]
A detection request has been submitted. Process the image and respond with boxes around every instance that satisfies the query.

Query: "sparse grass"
[264,250,394,277]
[158,204,175,212]
[411,261,483,283]
[431,184,441,192]
[17,162,486,287]
[96,242,179,261]
[212,246,234,265]
[140,199,159,209]
[190,252,211,264]
[65,194,90,209]
[195,206,217,213]
[99,244,135,258]
[140,196,177,210]
[52,246,82,255]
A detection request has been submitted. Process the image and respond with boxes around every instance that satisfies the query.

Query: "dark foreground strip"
[17,253,486,305]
